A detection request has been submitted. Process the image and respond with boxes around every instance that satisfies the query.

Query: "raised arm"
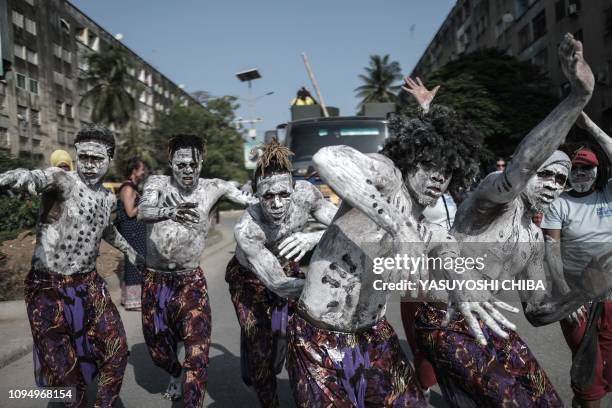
[219,180,258,206]
[0,167,67,195]
[312,145,411,238]
[235,215,304,298]
[577,112,612,162]
[476,33,594,204]
[402,76,440,113]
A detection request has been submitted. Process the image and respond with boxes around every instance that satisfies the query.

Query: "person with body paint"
[542,113,612,408]
[225,139,337,408]
[286,78,517,407]
[413,33,594,407]
[137,134,256,408]
[0,124,142,408]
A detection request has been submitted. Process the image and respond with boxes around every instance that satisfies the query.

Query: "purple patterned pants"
[25,269,128,408]
[287,313,426,408]
[225,256,300,408]
[415,303,563,408]
[141,267,211,408]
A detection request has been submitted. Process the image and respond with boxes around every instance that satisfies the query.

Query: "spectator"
[542,113,612,408]
[49,149,73,171]
[291,86,317,106]
[495,156,506,172]
[116,157,147,311]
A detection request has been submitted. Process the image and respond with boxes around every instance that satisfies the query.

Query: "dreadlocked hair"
[382,104,486,193]
[252,139,294,191]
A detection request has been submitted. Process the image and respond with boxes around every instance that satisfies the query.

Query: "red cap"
[573,148,599,166]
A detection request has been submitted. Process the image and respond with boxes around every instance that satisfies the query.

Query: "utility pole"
[301,52,329,117]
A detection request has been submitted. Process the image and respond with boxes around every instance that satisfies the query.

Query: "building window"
[59,18,70,33]
[58,129,65,144]
[30,110,40,126]
[532,11,547,41]
[65,104,73,118]
[515,0,529,17]
[16,73,26,89]
[53,43,62,58]
[53,71,64,85]
[25,18,36,35]
[56,100,64,116]
[533,48,548,70]
[78,59,89,71]
[29,78,38,94]
[518,25,530,51]
[88,34,99,51]
[0,128,8,147]
[555,0,566,21]
[76,27,87,43]
[574,29,583,42]
[14,44,26,60]
[62,49,71,63]
[26,49,37,65]
[606,7,612,36]
[12,11,24,28]
[17,105,27,122]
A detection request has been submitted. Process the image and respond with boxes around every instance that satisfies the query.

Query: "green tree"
[406,49,558,157]
[151,94,247,182]
[355,54,403,109]
[79,45,143,128]
[115,123,157,176]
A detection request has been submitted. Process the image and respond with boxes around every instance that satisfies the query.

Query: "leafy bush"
[0,195,39,232]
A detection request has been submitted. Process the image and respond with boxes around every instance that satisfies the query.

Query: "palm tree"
[79,45,142,128]
[355,54,403,109]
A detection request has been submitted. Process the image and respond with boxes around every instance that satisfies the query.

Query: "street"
[0,211,608,407]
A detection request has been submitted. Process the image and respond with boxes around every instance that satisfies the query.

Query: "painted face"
[522,162,569,211]
[570,164,597,193]
[257,173,293,225]
[170,148,202,191]
[405,162,452,207]
[75,141,111,186]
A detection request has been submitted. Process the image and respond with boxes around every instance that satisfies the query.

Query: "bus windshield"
[287,120,387,175]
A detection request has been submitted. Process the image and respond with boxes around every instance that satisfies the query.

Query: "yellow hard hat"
[49,149,74,171]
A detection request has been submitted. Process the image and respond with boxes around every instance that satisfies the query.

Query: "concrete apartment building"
[412,0,612,131]
[0,0,199,163]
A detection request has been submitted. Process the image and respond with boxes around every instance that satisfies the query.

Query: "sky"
[70,0,455,139]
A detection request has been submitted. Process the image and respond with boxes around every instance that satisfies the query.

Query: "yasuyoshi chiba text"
[372,279,546,292]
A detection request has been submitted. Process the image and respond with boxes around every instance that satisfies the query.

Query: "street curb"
[0,342,31,369]
[0,300,26,320]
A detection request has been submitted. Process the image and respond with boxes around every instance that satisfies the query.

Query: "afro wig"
[381,104,486,193]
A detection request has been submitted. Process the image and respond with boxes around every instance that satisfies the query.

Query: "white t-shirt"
[541,183,612,277]
[423,193,457,231]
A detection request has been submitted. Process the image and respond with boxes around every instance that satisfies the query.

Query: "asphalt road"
[0,211,609,407]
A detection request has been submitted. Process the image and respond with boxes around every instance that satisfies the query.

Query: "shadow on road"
[206,342,295,407]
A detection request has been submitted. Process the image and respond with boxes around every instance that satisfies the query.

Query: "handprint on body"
[160,190,200,226]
